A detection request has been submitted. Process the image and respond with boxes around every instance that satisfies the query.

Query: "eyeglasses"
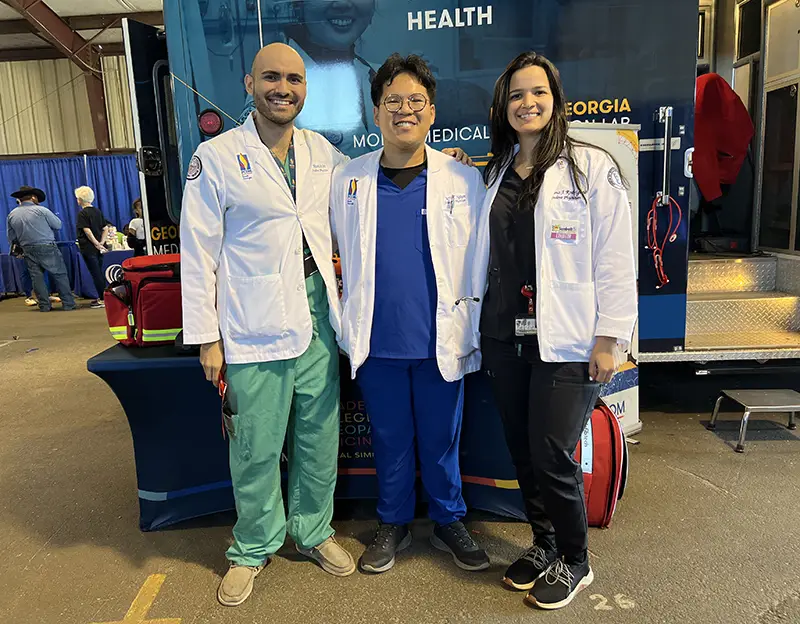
[382,93,429,113]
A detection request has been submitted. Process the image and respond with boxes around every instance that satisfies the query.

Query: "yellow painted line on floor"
[90,574,180,624]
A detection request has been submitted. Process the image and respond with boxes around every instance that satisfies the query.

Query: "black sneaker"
[503,544,557,591]
[526,558,594,610]
[359,524,412,573]
[430,521,490,571]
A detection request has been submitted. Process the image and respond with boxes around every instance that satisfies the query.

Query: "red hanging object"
[645,195,683,289]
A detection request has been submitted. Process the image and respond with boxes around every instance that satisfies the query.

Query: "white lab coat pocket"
[443,205,471,248]
[546,211,590,284]
[450,301,475,357]
[547,281,596,355]
[226,273,287,339]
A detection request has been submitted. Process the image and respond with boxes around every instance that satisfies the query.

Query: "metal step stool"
[708,389,800,453]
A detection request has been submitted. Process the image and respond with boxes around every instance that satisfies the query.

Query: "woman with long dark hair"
[472,52,637,610]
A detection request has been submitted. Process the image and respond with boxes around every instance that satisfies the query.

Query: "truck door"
[122,19,182,256]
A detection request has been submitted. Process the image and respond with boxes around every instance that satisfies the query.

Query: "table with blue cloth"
[87,344,526,531]
[71,249,134,299]
[0,253,26,296]
[0,245,133,299]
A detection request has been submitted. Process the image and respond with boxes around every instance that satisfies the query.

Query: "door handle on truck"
[657,106,674,206]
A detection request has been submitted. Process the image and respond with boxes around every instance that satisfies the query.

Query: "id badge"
[515,315,537,336]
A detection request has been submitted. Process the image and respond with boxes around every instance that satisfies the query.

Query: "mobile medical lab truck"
[113,0,800,522]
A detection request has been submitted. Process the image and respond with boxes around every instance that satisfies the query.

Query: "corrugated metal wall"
[0,59,95,155]
[102,55,135,150]
[0,56,135,156]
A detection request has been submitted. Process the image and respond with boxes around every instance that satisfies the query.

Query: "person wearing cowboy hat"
[7,185,76,311]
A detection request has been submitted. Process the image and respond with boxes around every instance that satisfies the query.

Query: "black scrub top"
[479,167,538,345]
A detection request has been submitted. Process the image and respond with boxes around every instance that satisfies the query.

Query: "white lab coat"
[330,145,486,382]
[472,144,637,363]
[180,114,348,364]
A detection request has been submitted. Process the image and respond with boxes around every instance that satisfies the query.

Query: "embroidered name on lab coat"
[553,189,582,202]
[445,194,467,213]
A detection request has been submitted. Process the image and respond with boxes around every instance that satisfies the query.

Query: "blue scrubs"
[357,165,467,527]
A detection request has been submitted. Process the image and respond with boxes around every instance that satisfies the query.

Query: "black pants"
[481,337,602,564]
[81,249,105,301]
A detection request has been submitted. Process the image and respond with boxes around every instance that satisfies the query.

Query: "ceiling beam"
[68,11,163,31]
[2,0,110,151]
[0,43,127,61]
[95,42,124,56]
[0,18,35,35]
[0,11,163,35]
[0,46,61,61]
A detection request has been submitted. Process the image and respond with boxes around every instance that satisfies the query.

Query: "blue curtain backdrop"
[86,155,141,235]
[1,154,140,253]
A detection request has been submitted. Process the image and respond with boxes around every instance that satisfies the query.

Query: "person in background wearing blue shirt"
[6,185,76,312]
[330,54,488,575]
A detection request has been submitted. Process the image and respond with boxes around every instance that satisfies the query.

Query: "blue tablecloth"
[0,254,26,296]
[72,249,133,299]
[87,345,527,531]
[0,246,133,299]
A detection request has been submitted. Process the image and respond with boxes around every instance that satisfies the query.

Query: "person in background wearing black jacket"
[472,52,637,611]
[75,186,109,309]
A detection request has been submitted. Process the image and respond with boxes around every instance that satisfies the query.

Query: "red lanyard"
[521,285,535,315]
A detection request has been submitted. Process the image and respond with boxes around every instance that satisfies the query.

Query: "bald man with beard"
[180,43,355,606]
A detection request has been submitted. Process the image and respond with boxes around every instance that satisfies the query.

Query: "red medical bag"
[575,401,629,528]
[104,254,182,347]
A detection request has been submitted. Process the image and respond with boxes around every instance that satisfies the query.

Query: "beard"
[254,95,303,126]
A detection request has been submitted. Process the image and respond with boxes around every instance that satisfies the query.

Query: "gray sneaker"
[296,536,356,577]
[217,562,266,607]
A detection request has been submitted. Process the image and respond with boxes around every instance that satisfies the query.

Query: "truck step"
[687,256,776,294]
[686,291,800,335]
[686,330,800,351]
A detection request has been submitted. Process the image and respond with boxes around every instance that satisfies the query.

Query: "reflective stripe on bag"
[109,326,128,341]
[140,328,181,342]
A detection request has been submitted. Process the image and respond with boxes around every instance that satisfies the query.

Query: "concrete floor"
[1,296,799,624]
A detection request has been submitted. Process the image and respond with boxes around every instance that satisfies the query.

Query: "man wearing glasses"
[330,54,488,575]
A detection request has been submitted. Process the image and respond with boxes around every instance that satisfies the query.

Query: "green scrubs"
[225,270,340,566]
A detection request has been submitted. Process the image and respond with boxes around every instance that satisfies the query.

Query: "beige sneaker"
[297,536,356,577]
[217,562,266,607]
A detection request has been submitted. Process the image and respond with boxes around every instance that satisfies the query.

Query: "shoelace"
[544,560,574,589]
[521,545,550,569]
[447,523,476,549]
[373,525,399,549]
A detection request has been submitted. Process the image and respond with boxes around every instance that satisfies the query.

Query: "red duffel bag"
[575,401,629,528]
[104,254,182,347]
